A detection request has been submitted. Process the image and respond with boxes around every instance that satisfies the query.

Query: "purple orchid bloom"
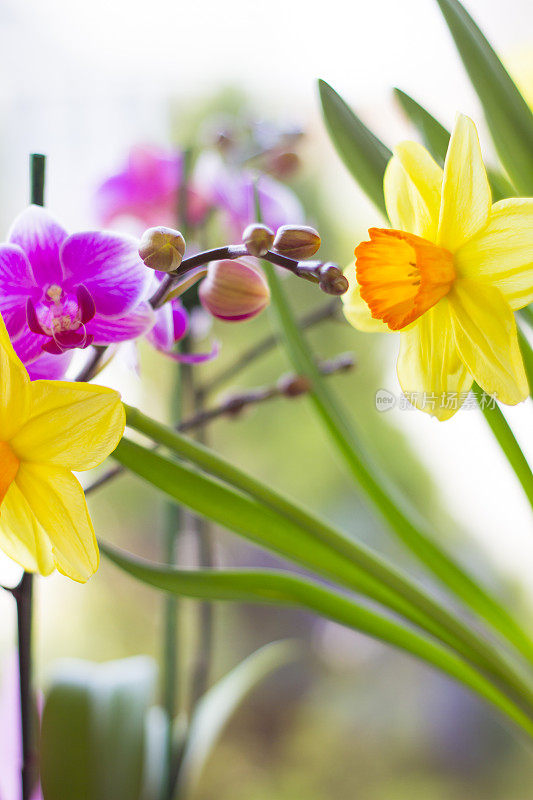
[147,284,219,364]
[0,655,42,800]
[94,145,212,232]
[195,152,304,238]
[0,206,155,376]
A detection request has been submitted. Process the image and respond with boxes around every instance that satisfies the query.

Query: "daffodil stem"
[474,384,533,512]
[517,326,533,398]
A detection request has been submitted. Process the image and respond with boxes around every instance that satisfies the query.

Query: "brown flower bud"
[318,263,349,296]
[199,259,270,322]
[139,227,186,272]
[273,225,321,260]
[242,223,275,257]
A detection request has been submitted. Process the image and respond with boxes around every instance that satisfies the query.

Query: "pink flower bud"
[199,259,270,322]
[273,225,321,260]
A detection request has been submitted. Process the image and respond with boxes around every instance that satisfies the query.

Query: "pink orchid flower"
[0,206,155,377]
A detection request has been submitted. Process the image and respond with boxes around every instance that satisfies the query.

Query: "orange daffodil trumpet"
[343,114,532,420]
[0,314,125,581]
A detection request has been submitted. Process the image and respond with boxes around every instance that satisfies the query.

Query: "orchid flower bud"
[199,259,270,322]
[242,223,275,257]
[139,226,186,272]
[273,225,321,260]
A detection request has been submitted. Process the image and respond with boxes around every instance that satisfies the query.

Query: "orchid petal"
[449,279,528,405]
[12,380,125,471]
[148,304,175,351]
[397,299,473,420]
[0,313,30,439]
[437,115,491,252]
[60,232,152,316]
[26,351,73,381]
[15,464,99,583]
[163,340,220,363]
[454,198,533,309]
[8,206,67,285]
[0,245,36,337]
[86,302,155,345]
[12,329,48,364]
[384,142,442,240]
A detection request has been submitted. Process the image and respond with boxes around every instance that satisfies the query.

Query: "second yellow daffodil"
[343,114,532,419]
[0,314,125,581]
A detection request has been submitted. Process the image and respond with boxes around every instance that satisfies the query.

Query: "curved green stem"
[474,384,533,512]
[262,264,533,666]
[101,543,533,741]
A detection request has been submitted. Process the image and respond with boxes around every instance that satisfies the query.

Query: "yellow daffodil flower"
[343,114,532,420]
[0,315,125,581]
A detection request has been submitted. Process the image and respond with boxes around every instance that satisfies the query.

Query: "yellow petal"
[0,481,54,575]
[397,298,473,420]
[449,279,528,405]
[15,463,99,582]
[342,262,392,332]
[0,313,30,440]
[384,142,443,240]
[12,381,125,471]
[454,198,533,309]
[437,115,492,252]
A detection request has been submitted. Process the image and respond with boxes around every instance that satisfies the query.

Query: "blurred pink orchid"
[94,145,212,232]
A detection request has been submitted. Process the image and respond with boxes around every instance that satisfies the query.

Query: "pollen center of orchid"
[355,228,455,330]
[46,284,63,305]
[0,441,20,508]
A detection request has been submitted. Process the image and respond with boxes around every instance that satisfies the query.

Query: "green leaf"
[101,543,533,739]
[41,657,156,800]
[435,0,533,195]
[119,415,533,707]
[177,641,298,798]
[393,87,516,201]
[318,79,390,216]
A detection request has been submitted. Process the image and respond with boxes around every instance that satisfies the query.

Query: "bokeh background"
[0,0,532,797]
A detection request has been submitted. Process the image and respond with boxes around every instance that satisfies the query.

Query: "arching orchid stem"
[150,245,347,309]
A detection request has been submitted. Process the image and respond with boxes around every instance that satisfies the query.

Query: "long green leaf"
[177,641,298,798]
[101,543,533,740]
[435,0,533,194]
[318,79,390,217]
[119,415,533,708]
[393,87,515,200]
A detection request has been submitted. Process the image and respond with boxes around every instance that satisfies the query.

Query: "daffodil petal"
[384,142,443,240]
[397,299,473,420]
[342,262,392,332]
[454,198,533,309]
[15,464,99,582]
[0,481,54,575]
[11,381,125,471]
[449,279,528,405]
[437,115,491,252]
[0,313,30,440]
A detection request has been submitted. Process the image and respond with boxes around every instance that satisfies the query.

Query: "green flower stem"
[261,264,533,667]
[117,421,533,714]
[101,544,533,740]
[474,384,533,512]
[518,327,533,396]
